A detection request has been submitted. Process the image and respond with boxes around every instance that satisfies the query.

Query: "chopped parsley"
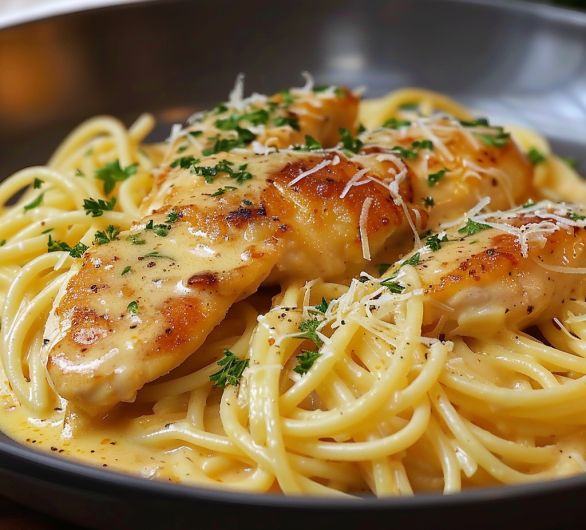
[145,220,171,237]
[339,128,363,154]
[522,199,536,208]
[171,156,200,170]
[314,297,329,313]
[380,279,405,294]
[0,240,5,247]
[399,102,419,111]
[293,135,322,151]
[568,211,586,222]
[459,118,490,127]
[47,235,87,258]
[33,178,44,189]
[527,147,546,165]
[83,197,117,217]
[94,225,120,245]
[293,350,321,375]
[23,193,45,211]
[127,301,139,314]
[202,126,255,155]
[478,129,510,148]
[126,234,146,245]
[205,185,238,197]
[274,116,300,130]
[142,250,175,261]
[210,349,249,388]
[423,196,435,208]
[427,168,447,187]
[278,89,295,106]
[458,219,490,236]
[74,169,85,177]
[95,160,138,195]
[298,318,323,346]
[166,210,180,223]
[377,263,391,275]
[382,118,411,129]
[121,265,132,276]
[426,233,448,251]
[391,139,433,160]
[402,252,420,267]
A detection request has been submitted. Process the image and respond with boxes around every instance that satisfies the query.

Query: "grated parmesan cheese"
[288,158,332,187]
[359,198,374,261]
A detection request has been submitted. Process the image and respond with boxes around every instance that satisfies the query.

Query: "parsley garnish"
[527,147,546,165]
[274,116,300,130]
[399,102,419,111]
[74,169,85,177]
[383,118,411,129]
[298,318,323,346]
[121,265,132,276]
[127,301,139,314]
[459,118,490,127]
[293,135,322,151]
[426,233,448,251]
[278,89,295,106]
[293,350,321,375]
[0,240,5,247]
[458,219,490,235]
[339,128,363,154]
[126,234,146,245]
[23,193,45,211]
[33,178,44,189]
[391,140,433,160]
[402,252,420,267]
[377,263,390,275]
[568,212,586,222]
[314,297,329,313]
[190,160,252,184]
[166,210,180,223]
[212,103,228,115]
[171,156,200,170]
[380,279,405,293]
[95,160,138,195]
[94,225,120,245]
[202,127,255,155]
[142,251,175,261]
[145,220,171,237]
[427,168,447,187]
[210,349,249,388]
[47,235,87,258]
[206,186,238,197]
[478,130,510,148]
[83,197,116,217]
[423,196,435,208]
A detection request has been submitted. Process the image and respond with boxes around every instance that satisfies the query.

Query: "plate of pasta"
[1,0,586,529]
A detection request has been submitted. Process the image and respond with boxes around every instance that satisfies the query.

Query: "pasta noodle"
[1,87,586,497]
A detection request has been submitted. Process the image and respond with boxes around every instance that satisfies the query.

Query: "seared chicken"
[45,84,537,415]
[404,203,586,336]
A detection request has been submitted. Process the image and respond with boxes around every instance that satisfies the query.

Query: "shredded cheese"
[288,158,332,187]
[359,198,374,261]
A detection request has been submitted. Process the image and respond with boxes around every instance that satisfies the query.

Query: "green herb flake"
[382,118,411,129]
[527,147,546,166]
[142,250,175,261]
[376,263,391,275]
[339,128,363,154]
[74,169,85,177]
[380,279,405,294]
[458,219,491,236]
[0,240,6,247]
[206,185,238,197]
[23,193,45,212]
[94,225,120,245]
[293,350,321,375]
[126,234,146,245]
[459,118,490,127]
[166,210,180,223]
[423,196,435,208]
[314,297,329,313]
[121,265,132,276]
[145,220,171,237]
[69,242,89,258]
[83,197,117,217]
[478,130,510,148]
[298,318,322,346]
[274,116,300,130]
[426,233,448,251]
[401,252,421,267]
[127,301,139,314]
[95,160,138,195]
[293,135,322,152]
[209,349,249,388]
[522,199,536,208]
[33,178,44,189]
[427,168,447,187]
[568,211,586,222]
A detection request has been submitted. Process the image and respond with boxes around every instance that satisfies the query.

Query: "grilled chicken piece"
[404,204,586,336]
[45,148,413,414]
[361,117,534,227]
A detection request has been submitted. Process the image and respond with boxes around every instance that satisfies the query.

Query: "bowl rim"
[1,0,586,511]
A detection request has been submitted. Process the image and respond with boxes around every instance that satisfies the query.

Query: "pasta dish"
[1,74,586,496]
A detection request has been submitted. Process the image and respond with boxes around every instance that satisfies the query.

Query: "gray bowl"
[0,1,585,529]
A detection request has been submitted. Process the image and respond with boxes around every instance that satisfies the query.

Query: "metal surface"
[0,1,585,529]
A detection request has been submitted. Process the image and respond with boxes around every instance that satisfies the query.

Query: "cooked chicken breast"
[44,86,537,416]
[361,117,534,227]
[403,204,586,336]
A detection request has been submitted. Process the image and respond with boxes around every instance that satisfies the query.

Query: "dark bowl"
[1,1,586,529]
